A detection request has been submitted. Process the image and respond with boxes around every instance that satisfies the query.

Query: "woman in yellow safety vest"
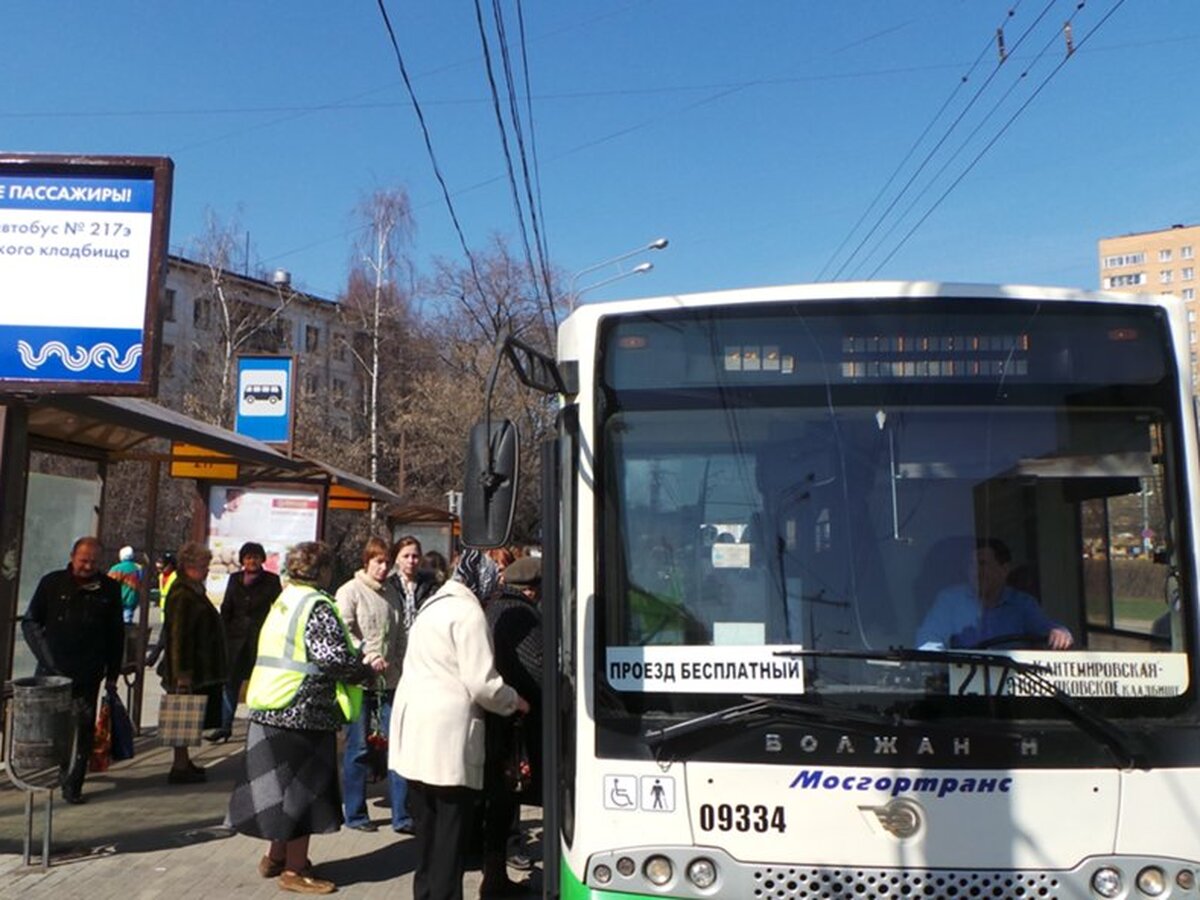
[227,541,385,896]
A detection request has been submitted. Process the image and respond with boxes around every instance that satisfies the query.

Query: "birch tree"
[337,189,415,520]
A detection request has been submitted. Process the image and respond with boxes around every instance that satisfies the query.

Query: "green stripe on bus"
[560,857,654,899]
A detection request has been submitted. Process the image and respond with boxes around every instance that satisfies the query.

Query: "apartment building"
[1098,223,1200,383]
[158,255,359,434]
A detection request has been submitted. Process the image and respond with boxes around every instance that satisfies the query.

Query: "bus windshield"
[597,299,1192,717]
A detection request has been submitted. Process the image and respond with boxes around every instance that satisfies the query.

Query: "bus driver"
[916,538,1073,651]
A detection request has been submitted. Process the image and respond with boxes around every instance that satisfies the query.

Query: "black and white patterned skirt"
[227,721,343,840]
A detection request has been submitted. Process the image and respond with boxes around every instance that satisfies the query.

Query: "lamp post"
[570,238,668,306]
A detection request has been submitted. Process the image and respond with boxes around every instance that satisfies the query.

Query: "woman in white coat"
[390,550,529,900]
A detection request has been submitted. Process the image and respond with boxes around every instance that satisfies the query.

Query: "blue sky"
[3,2,1196,305]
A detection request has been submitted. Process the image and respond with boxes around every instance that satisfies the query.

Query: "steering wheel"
[971,632,1046,650]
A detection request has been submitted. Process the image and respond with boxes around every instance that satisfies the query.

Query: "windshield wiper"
[771,647,1145,770]
[643,694,909,748]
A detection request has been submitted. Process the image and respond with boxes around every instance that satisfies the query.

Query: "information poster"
[206,485,320,601]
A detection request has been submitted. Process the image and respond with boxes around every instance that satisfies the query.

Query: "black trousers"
[65,678,101,798]
[409,781,479,900]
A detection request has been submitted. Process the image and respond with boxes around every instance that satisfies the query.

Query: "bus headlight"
[1091,867,1123,898]
[687,857,717,889]
[1178,869,1196,891]
[616,857,636,877]
[644,855,673,886]
[593,864,612,885]
[1136,866,1166,896]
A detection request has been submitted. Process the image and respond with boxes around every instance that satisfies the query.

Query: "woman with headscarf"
[228,541,384,895]
[389,549,530,900]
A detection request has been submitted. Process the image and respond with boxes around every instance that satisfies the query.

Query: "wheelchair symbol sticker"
[604,775,638,810]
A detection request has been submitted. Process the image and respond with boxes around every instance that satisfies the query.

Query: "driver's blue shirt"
[916,584,1063,649]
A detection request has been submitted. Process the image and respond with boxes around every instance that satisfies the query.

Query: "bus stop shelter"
[2,395,400,727]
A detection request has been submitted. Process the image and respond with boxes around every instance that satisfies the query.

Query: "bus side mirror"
[461,419,520,549]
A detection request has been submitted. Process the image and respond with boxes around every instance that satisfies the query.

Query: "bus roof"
[565,281,1177,325]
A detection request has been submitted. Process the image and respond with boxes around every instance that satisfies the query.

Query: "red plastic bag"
[89,693,113,772]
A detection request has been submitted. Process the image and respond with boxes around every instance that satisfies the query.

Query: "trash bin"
[8,676,74,790]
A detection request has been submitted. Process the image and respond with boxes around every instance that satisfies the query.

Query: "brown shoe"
[261,857,312,879]
[259,856,285,878]
[279,870,335,894]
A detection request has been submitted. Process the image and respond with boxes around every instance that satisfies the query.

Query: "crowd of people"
[22,533,543,899]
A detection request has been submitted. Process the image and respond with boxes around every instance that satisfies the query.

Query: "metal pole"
[41,792,51,871]
[132,458,160,732]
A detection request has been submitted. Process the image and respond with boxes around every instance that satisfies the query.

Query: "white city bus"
[463,282,1200,900]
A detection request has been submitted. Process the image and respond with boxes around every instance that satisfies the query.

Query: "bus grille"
[752,866,1062,898]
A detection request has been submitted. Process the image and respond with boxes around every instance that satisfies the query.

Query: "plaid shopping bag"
[158,693,206,747]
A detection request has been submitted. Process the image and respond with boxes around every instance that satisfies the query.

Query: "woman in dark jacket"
[212,541,282,742]
[160,541,227,784]
[480,555,544,897]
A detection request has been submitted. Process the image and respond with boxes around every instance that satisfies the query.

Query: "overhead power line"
[374,0,490,311]
[866,0,1130,278]
[826,0,1062,282]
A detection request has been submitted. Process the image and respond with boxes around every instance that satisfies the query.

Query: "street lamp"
[570,237,668,306]
[576,261,655,299]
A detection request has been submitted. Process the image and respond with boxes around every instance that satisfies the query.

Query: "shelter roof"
[27,394,400,503]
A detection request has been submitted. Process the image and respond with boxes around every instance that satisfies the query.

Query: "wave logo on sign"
[16,339,142,373]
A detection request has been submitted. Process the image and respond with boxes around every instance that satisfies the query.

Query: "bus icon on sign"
[243,384,283,404]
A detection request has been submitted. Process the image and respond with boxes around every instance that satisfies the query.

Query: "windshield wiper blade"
[643,694,905,748]
[772,647,1145,770]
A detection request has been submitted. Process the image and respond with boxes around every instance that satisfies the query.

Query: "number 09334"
[697,802,787,833]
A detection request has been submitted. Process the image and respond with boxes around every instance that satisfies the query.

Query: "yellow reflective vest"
[246,585,363,723]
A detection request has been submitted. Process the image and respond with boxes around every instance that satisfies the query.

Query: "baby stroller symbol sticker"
[604,775,638,810]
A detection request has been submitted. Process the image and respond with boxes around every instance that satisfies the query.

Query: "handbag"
[365,691,388,783]
[158,693,206,747]
[89,692,113,772]
[503,718,533,794]
[109,686,135,761]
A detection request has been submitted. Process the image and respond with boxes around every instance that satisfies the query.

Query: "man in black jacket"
[22,536,125,803]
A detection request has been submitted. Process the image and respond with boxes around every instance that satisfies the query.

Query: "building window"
[332,377,347,399]
[303,373,320,396]
[193,296,213,329]
[162,288,176,323]
[332,332,347,362]
[305,325,320,352]
[160,343,174,377]
[1160,270,1173,285]
[1103,252,1145,268]
[1183,267,1194,281]
[1183,246,1195,260]
[1184,289,1196,302]
[1159,248,1173,262]
[1106,273,1146,288]
[278,318,293,349]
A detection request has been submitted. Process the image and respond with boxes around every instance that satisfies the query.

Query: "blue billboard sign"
[0,155,172,394]
[235,355,294,445]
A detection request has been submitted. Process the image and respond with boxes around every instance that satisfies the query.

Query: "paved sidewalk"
[0,717,542,899]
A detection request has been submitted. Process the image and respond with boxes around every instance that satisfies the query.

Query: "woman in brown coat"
[159,541,227,783]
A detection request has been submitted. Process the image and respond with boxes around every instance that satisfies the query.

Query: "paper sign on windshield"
[607,645,806,693]
[949,651,1188,698]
